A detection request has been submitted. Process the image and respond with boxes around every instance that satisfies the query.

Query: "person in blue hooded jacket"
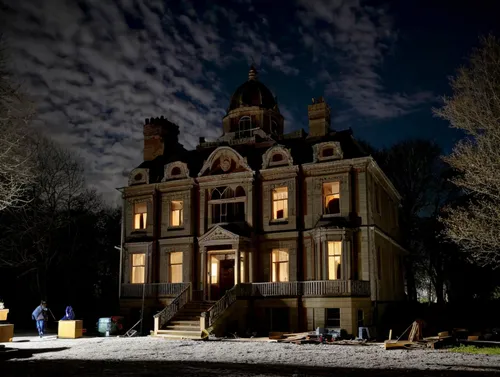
[61,306,75,320]
[32,301,48,338]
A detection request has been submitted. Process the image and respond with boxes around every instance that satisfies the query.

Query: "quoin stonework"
[119,66,406,338]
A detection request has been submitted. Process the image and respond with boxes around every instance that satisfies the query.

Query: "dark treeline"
[0,136,121,330]
[360,139,500,305]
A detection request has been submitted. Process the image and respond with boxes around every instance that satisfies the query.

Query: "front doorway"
[209,253,236,300]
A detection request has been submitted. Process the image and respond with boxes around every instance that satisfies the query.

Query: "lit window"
[170,200,183,227]
[272,187,288,220]
[169,252,183,283]
[327,241,342,280]
[323,182,340,215]
[134,202,147,230]
[272,249,289,282]
[240,256,245,283]
[210,256,218,285]
[326,308,340,327]
[131,253,145,284]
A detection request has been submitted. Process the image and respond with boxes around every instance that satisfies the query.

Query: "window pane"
[323,182,340,214]
[134,202,147,213]
[211,258,218,284]
[170,252,182,264]
[272,249,289,282]
[131,266,145,284]
[326,308,340,327]
[132,253,145,266]
[327,242,342,280]
[170,264,183,283]
[279,262,289,282]
[272,187,288,219]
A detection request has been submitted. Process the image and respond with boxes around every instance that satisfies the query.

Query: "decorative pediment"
[162,161,190,181]
[261,145,293,169]
[128,168,149,186]
[313,141,343,163]
[198,146,252,177]
[197,225,240,244]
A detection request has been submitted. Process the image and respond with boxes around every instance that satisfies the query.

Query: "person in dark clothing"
[32,301,48,338]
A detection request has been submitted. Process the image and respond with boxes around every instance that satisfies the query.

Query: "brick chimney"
[143,116,180,161]
[307,97,331,138]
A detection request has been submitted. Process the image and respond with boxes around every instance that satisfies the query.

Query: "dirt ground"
[1,334,500,377]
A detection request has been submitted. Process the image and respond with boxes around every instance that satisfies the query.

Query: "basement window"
[325,308,340,327]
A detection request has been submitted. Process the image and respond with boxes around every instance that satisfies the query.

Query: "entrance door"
[219,259,235,297]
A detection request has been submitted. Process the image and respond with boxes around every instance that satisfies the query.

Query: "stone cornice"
[158,237,194,246]
[260,165,299,180]
[157,178,196,193]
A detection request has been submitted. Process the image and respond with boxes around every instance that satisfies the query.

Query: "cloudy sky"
[1,0,499,204]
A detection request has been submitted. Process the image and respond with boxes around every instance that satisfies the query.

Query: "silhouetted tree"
[434,34,500,268]
[0,35,35,210]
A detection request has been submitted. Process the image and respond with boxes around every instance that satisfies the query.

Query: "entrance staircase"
[155,301,214,339]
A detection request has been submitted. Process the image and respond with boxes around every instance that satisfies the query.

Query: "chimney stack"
[307,97,331,138]
[143,116,180,161]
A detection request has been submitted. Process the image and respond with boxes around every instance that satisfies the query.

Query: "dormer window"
[322,148,334,157]
[238,116,252,138]
[272,153,283,162]
[171,167,181,176]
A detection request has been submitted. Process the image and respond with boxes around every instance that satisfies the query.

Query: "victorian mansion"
[119,66,406,338]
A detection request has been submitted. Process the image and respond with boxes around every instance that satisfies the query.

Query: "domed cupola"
[228,66,278,112]
[221,65,285,140]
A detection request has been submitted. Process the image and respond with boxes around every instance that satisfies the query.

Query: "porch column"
[315,237,321,280]
[248,246,254,283]
[234,242,240,285]
[342,239,350,280]
[201,246,207,300]
[322,238,328,280]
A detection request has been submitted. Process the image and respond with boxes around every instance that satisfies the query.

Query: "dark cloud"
[1,0,432,203]
[296,0,433,122]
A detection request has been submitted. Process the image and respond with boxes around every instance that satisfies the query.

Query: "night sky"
[1,0,499,202]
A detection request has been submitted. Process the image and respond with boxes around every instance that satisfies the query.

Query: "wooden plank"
[384,340,414,350]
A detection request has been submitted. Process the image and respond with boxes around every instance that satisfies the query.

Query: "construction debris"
[268,331,368,345]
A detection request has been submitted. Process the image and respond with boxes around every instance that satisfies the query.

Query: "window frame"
[237,116,252,138]
[133,202,148,230]
[271,186,289,221]
[327,241,342,280]
[131,253,146,284]
[271,249,289,282]
[208,186,246,225]
[168,252,183,283]
[325,308,341,328]
[322,182,341,216]
[170,200,184,228]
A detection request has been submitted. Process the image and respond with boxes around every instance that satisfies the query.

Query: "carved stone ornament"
[261,145,293,169]
[313,141,343,163]
[128,168,149,186]
[198,146,251,176]
[162,161,190,181]
[198,225,240,244]
[220,156,232,172]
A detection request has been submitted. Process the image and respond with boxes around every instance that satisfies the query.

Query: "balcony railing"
[121,283,188,298]
[201,280,370,330]
[240,280,370,298]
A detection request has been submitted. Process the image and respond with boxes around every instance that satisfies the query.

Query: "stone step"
[165,325,200,332]
[170,320,199,327]
[156,329,202,338]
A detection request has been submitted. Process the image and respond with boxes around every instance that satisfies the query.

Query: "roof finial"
[248,64,258,81]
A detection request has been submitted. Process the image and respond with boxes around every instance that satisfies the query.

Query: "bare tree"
[0,135,99,297]
[0,36,35,210]
[434,34,500,267]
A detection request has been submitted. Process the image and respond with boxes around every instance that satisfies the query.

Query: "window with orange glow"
[134,202,147,230]
[169,252,183,283]
[327,241,342,280]
[170,200,183,227]
[272,249,289,282]
[323,182,340,215]
[272,187,288,220]
[131,253,145,284]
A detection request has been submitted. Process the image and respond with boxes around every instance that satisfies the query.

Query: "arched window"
[238,116,252,138]
[171,167,181,176]
[209,186,246,224]
[272,153,283,162]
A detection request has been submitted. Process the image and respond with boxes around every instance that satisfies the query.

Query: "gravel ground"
[1,335,500,376]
